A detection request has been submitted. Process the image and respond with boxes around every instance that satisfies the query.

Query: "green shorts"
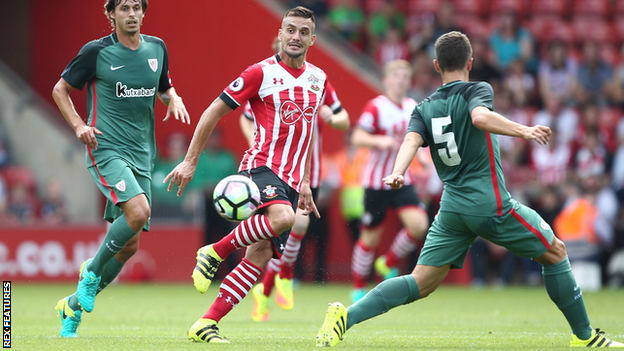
[418,199,554,269]
[88,157,152,231]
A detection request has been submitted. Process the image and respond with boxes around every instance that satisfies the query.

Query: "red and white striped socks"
[203,258,262,322]
[352,239,375,289]
[278,231,304,280]
[385,229,419,267]
[212,214,277,259]
[261,258,280,297]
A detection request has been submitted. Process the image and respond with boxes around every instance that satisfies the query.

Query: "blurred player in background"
[51,0,190,338]
[317,31,624,348]
[349,59,429,303]
[165,6,329,343]
[241,75,349,321]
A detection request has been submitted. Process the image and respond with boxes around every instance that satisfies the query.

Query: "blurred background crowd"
[2,0,624,288]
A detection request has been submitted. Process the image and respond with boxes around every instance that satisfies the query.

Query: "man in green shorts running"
[51,0,190,338]
[316,31,623,348]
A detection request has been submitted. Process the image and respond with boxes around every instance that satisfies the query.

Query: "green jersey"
[62,33,172,173]
[408,81,511,217]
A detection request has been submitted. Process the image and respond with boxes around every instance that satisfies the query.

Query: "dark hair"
[283,6,315,24]
[104,0,148,28]
[434,31,472,72]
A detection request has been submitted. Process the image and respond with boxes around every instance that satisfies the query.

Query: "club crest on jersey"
[279,101,314,125]
[229,77,244,92]
[308,74,320,91]
[115,180,126,192]
[263,185,277,199]
[148,58,158,72]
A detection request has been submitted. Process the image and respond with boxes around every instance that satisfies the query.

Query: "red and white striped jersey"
[357,95,416,190]
[220,55,328,192]
[239,70,342,189]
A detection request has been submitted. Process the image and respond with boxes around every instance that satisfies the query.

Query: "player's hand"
[298,183,321,218]
[523,125,551,145]
[75,125,102,150]
[382,174,405,189]
[164,96,191,125]
[164,160,196,196]
[318,105,333,123]
[378,136,400,151]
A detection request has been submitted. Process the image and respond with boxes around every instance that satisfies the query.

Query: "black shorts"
[361,185,424,229]
[239,166,299,258]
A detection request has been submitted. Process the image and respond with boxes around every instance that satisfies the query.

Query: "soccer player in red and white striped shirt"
[349,60,429,303]
[165,6,325,343]
[241,80,349,321]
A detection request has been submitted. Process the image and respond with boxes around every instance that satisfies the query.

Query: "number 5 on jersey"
[432,116,461,166]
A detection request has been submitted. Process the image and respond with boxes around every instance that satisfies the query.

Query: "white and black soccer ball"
[213,175,261,222]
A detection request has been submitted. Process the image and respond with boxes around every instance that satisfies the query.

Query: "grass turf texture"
[12,283,624,350]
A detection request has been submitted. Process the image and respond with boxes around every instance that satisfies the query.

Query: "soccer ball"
[213,175,261,222]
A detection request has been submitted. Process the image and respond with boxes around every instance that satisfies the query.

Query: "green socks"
[88,215,138,276]
[97,257,125,294]
[346,275,420,329]
[543,256,592,340]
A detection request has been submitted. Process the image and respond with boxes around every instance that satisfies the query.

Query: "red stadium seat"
[407,0,441,15]
[614,16,624,42]
[572,16,615,44]
[452,0,486,16]
[530,0,569,17]
[490,0,528,15]
[0,166,37,193]
[572,0,610,17]
[616,0,624,14]
[526,15,574,43]
[455,14,492,38]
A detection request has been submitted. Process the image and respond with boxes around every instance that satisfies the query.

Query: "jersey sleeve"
[219,64,264,110]
[408,107,429,148]
[243,102,253,120]
[61,41,101,91]
[467,82,494,112]
[158,40,173,93]
[357,99,379,134]
[322,80,343,114]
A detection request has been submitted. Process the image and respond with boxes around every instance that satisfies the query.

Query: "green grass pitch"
[11,282,624,350]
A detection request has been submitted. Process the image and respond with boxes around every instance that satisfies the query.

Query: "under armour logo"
[273,78,284,85]
[280,244,285,251]
[231,239,236,246]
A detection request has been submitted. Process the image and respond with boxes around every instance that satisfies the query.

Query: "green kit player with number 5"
[316,31,624,348]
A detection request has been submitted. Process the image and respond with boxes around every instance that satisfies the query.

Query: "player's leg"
[192,167,295,293]
[351,189,388,302]
[484,200,623,347]
[318,212,475,347]
[377,186,429,279]
[273,205,310,310]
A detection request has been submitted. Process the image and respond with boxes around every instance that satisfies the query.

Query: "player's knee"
[536,237,567,265]
[126,204,151,231]
[268,208,296,234]
[291,214,310,234]
[245,242,274,268]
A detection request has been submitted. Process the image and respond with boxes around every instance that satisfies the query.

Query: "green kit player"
[51,0,190,338]
[316,31,624,348]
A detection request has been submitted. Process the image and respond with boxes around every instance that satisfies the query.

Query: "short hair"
[434,31,472,72]
[283,6,315,24]
[383,59,413,78]
[104,0,148,29]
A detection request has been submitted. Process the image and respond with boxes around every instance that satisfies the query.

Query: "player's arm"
[239,113,255,147]
[471,106,551,145]
[319,105,350,130]
[164,98,233,196]
[298,132,321,218]
[159,87,190,125]
[52,77,102,149]
[383,132,424,189]
[351,127,399,150]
